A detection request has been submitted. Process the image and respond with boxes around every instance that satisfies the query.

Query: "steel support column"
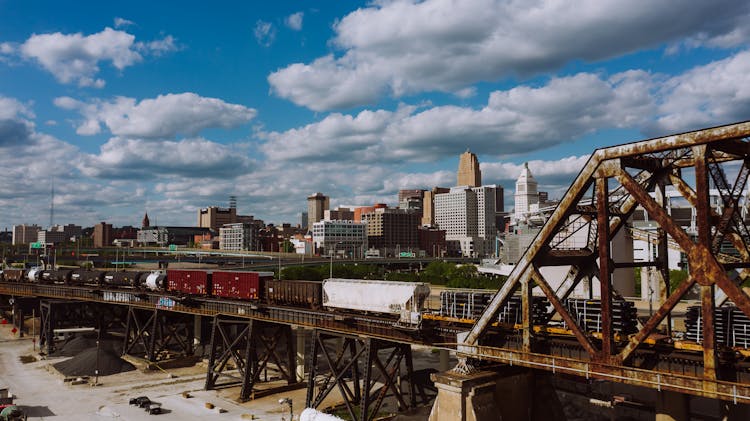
[123,307,194,362]
[306,330,416,421]
[596,176,613,358]
[204,316,296,402]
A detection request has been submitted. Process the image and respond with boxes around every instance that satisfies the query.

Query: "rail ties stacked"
[685,305,750,348]
[438,290,548,324]
[563,298,638,334]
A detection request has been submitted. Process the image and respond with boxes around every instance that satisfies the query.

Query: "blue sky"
[1,0,749,230]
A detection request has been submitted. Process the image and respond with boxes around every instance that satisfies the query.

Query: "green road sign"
[168,244,177,251]
[30,242,42,249]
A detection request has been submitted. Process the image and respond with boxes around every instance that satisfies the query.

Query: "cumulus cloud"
[269,0,750,110]
[77,137,254,179]
[55,92,257,138]
[650,50,750,135]
[254,20,276,47]
[262,71,655,162]
[114,17,135,28]
[285,12,304,31]
[15,27,178,87]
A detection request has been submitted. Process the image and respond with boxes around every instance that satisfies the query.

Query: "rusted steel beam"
[596,177,614,358]
[521,270,532,353]
[619,276,696,363]
[615,169,694,251]
[599,121,750,160]
[530,266,598,356]
[469,345,750,404]
[693,145,718,382]
[669,172,750,262]
[464,156,599,346]
[701,285,718,382]
[654,181,672,337]
[712,137,750,157]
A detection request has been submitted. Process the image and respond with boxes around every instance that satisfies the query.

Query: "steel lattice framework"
[463,120,750,402]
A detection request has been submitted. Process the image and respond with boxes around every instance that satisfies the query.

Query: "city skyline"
[1,1,750,229]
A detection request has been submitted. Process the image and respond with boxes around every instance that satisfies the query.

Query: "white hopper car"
[322,278,431,326]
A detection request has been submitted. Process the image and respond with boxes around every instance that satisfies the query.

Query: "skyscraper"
[514,162,539,222]
[457,149,481,187]
[307,192,330,226]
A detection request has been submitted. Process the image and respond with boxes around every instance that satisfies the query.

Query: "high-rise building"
[421,187,450,226]
[457,149,482,187]
[307,192,330,226]
[300,212,308,230]
[219,222,257,251]
[312,220,367,256]
[93,222,113,248]
[38,229,67,244]
[514,162,539,222]
[434,185,498,257]
[361,208,420,254]
[198,206,254,232]
[325,207,354,221]
[12,224,41,245]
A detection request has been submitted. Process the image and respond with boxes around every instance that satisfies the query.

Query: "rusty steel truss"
[464,121,750,402]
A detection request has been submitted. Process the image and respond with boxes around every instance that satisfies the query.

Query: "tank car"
[144,271,167,291]
[69,269,106,286]
[104,271,147,288]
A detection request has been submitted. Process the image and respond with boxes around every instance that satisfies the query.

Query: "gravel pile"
[53,347,135,377]
[52,335,122,357]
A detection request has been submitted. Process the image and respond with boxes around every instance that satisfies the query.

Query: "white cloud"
[254,20,276,47]
[269,0,750,110]
[55,92,257,139]
[17,27,177,87]
[650,50,750,134]
[263,71,655,162]
[285,12,304,31]
[114,17,135,29]
[77,137,254,179]
[137,35,179,56]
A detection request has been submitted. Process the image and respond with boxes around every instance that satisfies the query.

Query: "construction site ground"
[0,322,443,421]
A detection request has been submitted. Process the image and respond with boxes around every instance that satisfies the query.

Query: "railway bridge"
[4,121,750,420]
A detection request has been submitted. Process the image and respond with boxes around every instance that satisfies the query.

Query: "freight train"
[0,268,431,326]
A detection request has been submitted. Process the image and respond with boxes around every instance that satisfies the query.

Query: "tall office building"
[514,162,539,222]
[361,208,420,254]
[421,187,450,226]
[457,150,481,187]
[307,192,330,226]
[12,224,41,245]
[93,222,113,248]
[198,206,254,233]
[434,185,498,257]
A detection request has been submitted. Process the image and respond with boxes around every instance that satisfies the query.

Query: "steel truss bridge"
[4,122,750,417]
[462,120,750,405]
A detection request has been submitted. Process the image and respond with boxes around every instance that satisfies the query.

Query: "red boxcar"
[212,271,271,300]
[167,269,210,295]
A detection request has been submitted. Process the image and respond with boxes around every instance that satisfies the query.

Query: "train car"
[41,269,73,284]
[144,271,167,291]
[70,269,106,286]
[26,267,43,283]
[265,279,323,309]
[1,269,25,282]
[322,278,431,325]
[167,269,210,295]
[212,271,272,300]
[104,271,146,288]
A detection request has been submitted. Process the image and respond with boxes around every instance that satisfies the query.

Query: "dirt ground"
[0,322,445,421]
